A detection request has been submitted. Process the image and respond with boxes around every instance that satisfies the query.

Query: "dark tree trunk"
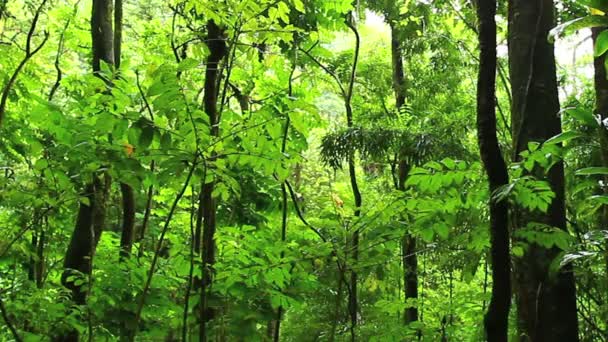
[137,161,155,257]
[91,0,114,73]
[31,225,45,288]
[57,2,113,340]
[476,1,511,340]
[119,182,135,259]
[199,19,227,342]
[390,23,406,112]
[113,0,122,69]
[402,233,417,324]
[508,0,579,340]
[194,188,204,254]
[61,177,107,301]
[591,27,608,341]
[390,21,419,326]
[28,212,45,288]
[344,15,361,341]
[112,0,136,261]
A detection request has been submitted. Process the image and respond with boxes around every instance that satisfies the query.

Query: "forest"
[2,0,608,341]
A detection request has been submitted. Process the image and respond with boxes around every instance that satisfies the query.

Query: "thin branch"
[299,46,347,98]
[284,180,326,242]
[49,1,79,101]
[0,0,49,129]
[131,154,199,341]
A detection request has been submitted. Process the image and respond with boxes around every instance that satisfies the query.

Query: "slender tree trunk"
[272,183,288,342]
[476,1,511,340]
[91,0,114,73]
[119,183,135,259]
[34,225,45,288]
[390,23,406,113]
[137,161,155,257]
[273,58,295,341]
[112,0,136,261]
[194,188,204,254]
[114,0,122,69]
[344,14,361,341]
[591,27,608,341]
[508,0,579,340]
[199,19,227,342]
[28,212,44,288]
[58,2,113,340]
[390,21,419,326]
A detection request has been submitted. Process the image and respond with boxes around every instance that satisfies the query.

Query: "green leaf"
[580,0,608,12]
[512,245,524,258]
[177,58,199,71]
[575,167,608,176]
[293,0,305,12]
[435,222,449,239]
[160,132,172,149]
[545,131,584,145]
[34,159,48,171]
[595,30,608,56]
[419,228,435,242]
[562,107,598,127]
[139,125,154,149]
[549,15,608,42]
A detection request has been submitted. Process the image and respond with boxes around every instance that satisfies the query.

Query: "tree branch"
[0,0,49,129]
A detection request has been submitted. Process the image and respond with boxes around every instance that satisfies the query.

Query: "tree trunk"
[199,19,227,342]
[114,0,122,69]
[591,27,608,341]
[119,182,135,259]
[508,0,579,340]
[57,2,113,340]
[111,0,136,261]
[390,21,419,326]
[476,1,511,340]
[58,176,109,341]
[390,23,406,112]
[91,0,114,73]
[344,15,361,341]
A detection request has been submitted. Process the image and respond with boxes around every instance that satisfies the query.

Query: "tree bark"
[58,2,113,340]
[112,0,136,261]
[591,26,608,341]
[114,0,122,69]
[508,0,579,340]
[390,21,419,327]
[476,1,511,340]
[62,177,109,300]
[344,14,361,341]
[91,0,114,73]
[119,182,135,259]
[199,19,227,342]
[390,23,406,112]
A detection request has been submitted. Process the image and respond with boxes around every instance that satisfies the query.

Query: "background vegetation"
[0,0,607,341]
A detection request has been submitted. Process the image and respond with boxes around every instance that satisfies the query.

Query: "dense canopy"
[1,0,608,341]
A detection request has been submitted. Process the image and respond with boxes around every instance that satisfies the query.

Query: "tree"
[476,0,510,340]
[57,1,114,340]
[508,0,579,340]
[4,0,607,340]
[198,19,227,342]
[592,23,608,342]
